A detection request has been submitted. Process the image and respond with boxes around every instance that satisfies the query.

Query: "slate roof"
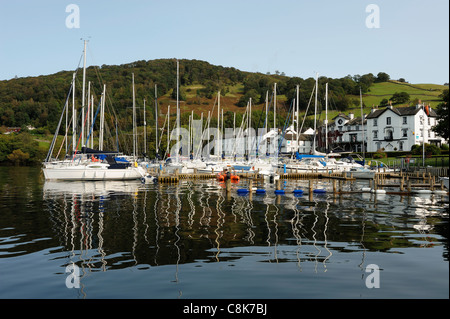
[366,105,437,119]
[332,113,350,120]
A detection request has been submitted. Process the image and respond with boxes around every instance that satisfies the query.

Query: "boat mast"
[81,40,87,147]
[273,83,277,132]
[143,98,147,159]
[72,72,76,153]
[296,84,299,136]
[313,73,318,153]
[132,73,136,161]
[325,82,328,152]
[189,110,194,158]
[155,84,158,158]
[99,84,106,151]
[360,87,365,158]
[221,108,223,159]
[176,60,180,163]
[65,84,68,155]
[86,81,91,147]
[249,97,252,158]
[91,93,94,148]
[166,105,170,157]
[217,90,220,158]
[265,90,268,155]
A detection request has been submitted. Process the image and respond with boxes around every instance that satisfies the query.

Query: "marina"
[0,0,448,307]
[0,166,448,299]
[2,41,449,302]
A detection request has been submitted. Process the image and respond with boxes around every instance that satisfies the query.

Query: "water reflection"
[41,179,449,269]
[0,167,448,298]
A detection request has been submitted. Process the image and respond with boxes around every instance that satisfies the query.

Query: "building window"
[402,129,408,137]
[376,142,382,151]
[428,118,430,125]
[385,129,393,141]
[386,117,391,125]
[373,130,378,139]
[374,119,378,126]
[402,117,407,124]
[399,141,404,151]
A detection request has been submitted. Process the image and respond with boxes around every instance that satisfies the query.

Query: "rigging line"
[45,82,74,162]
[230,105,248,157]
[277,98,295,155]
[298,83,316,135]
[254,92,274,156]
[55,112,75,160]
[157,109,169,152]
[71,94,92,162]
[84,99,102,147]
[194,96,217,159]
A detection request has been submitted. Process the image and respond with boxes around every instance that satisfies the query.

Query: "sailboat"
[42,41,146,181]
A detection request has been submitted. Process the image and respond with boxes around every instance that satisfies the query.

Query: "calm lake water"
[0,166,448,300]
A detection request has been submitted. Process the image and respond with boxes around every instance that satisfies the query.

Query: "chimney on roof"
[371,104,376,113]
[349,112,354,120]
[416,99,422,109]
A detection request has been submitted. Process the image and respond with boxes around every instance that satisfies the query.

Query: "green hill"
[0,58,447,161]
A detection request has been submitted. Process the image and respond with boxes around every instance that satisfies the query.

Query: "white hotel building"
[322,103,445,153]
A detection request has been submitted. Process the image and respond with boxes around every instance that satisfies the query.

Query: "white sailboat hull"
[43,164,145,181]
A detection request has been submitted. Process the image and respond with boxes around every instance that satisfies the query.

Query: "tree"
[390,92,410,104]
[411,143,441,156]
[380,98,389,106]
[375,72,390,82]
[432,89,449,141]
[237,89,259,107]
[7,149,29,165]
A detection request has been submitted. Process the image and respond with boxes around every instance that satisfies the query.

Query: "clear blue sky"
[0,0,448,84]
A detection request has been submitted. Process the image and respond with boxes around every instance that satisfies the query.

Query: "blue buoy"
[313,189,326,194]
[274,189,285,195]
[293,189,304,194]
[237,189,249,195]
[256,189,266,194]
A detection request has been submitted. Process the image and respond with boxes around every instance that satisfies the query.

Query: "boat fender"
[313,189,326,194]
[413,189,432,194]
[256,189,266,194]
[371,189,386,194]
[293,189,304,194]
[274,189,285,195]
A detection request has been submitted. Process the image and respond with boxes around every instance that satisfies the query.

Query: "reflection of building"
[366,103,444,152]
